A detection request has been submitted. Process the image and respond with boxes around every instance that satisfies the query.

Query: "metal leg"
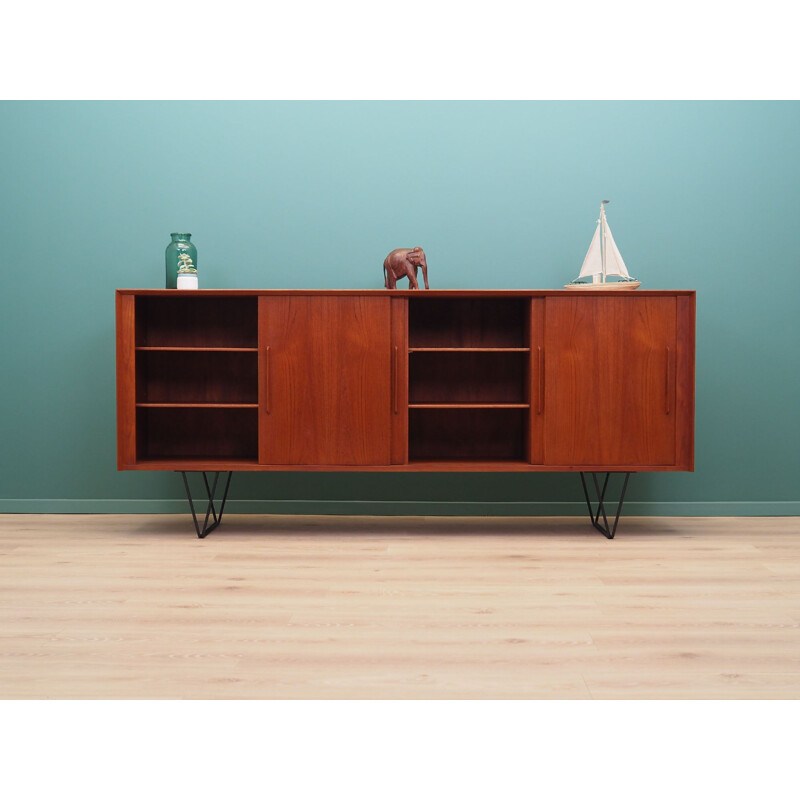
[579,472,631,539]
[180,471,233,538]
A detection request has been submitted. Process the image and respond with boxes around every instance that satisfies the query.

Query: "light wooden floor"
[1,514,799,699]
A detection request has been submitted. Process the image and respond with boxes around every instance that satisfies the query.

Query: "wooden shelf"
[409,406,526,461]
[136,403,259,409]
[408,296,528,348]
[136,346,258,352]
[135,405,258,462]
[408,403,529,409]
[132,457,261,470]
[135,349,258,405]
[134,295,258,348]
[408,349,527,407]
[406,300,529,460]
[409,347,530,353]
[407,459,529,468]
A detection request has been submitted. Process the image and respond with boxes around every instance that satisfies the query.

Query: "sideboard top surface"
[117,289,695,297]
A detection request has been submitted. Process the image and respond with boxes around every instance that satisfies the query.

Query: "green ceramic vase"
[165,233,197,289]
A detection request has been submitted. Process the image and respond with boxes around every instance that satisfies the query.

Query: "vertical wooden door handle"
[263,346,271,414]
[537,346,545,414]
[392,346,399,414]
[665,345,672,415]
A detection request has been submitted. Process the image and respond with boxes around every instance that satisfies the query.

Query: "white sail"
[578,223,602,278]
[602,223,630,278]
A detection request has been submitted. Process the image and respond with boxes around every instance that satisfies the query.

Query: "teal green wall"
[1,101,798,515]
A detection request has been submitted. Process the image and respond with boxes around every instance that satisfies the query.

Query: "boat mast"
[600,200,609,284]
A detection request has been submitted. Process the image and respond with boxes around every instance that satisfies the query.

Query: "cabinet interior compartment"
[408,297,528,348]
[135,296,258,348]
[135,350,258,404]
[409,351,527,405]
[409,408,525,461]
[136,407,258,461]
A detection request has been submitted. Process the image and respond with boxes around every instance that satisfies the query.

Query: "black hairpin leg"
[579,472,631,539]
[179,471,233,538]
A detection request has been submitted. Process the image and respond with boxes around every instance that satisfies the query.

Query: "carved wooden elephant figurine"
[383,247,429,290]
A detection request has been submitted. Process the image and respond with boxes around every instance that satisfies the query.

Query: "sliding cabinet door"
[541,296,678,467]
[259,296,394,465]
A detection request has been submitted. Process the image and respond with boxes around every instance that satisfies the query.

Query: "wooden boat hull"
[564,281,641,290]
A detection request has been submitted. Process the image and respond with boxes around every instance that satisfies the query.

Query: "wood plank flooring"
[1,514,799,699]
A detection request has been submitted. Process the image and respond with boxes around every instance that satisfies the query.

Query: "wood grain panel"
[124,459,687,472]
[119,288,696,297]
[528,297,545,464]
[675,294,696,470]
[117,290,694,473]
[543,296,678,466]
[390,298,408,464]
[116,293,136,467]
[259,296,392,465]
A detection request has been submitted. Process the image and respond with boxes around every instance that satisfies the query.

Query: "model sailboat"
[565,201,641,290]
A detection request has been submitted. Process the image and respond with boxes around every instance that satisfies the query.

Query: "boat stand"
[579,472,632,539]
[179,471,233,539]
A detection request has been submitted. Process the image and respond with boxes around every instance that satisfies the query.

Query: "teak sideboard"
[116,290,695,538]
